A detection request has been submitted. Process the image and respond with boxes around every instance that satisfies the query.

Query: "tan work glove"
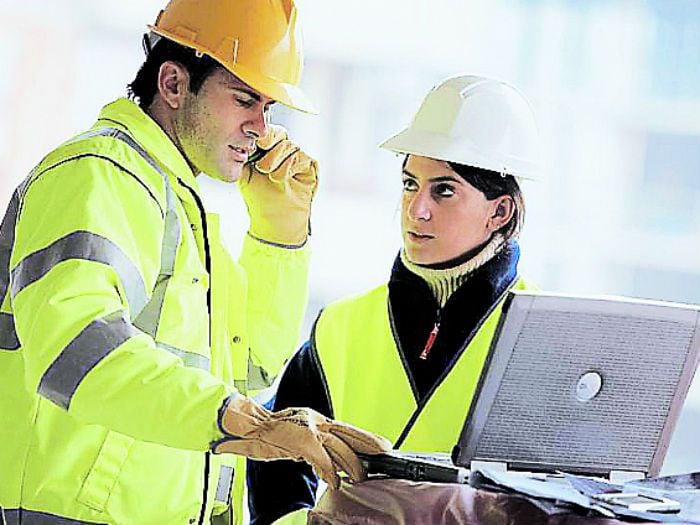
[239,125,319,246]
[214,396,391,490]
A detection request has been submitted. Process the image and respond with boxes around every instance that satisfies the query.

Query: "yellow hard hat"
[149,0,317,113]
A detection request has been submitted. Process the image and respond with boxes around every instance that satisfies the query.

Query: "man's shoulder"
[26,124,168,202]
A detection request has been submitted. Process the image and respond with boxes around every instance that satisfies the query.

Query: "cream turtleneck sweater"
[400,233,506,307]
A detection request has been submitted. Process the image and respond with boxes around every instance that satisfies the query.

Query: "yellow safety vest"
[0,98,309,525]
[314,278,528,452]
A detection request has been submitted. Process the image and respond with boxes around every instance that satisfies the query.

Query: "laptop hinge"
[608,470,645,483]
[470,460,508,472]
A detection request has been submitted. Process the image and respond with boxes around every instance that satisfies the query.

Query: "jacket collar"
[388,240,520,403]
[96,98,199,190]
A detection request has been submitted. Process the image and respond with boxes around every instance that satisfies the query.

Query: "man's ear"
[157,61,189,110]
[488,195,515,232]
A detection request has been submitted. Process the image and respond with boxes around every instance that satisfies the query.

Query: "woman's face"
[401,155,512,266]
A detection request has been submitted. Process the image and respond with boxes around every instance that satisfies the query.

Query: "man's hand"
[214,396,392,490]
[238,125,319,246]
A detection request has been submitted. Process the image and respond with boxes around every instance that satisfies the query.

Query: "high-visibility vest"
[314,278,528,452]
[0,98,309,525]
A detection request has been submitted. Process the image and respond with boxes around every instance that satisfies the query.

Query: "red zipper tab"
[419,322,440,360]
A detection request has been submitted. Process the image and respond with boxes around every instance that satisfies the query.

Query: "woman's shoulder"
[320,282,389,320]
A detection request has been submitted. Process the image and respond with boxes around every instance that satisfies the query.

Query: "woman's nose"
[408,190,432,221]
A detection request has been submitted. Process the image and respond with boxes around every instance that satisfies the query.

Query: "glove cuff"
[247,231,308,250]
[219,395,272,438]
[216,394,238,437]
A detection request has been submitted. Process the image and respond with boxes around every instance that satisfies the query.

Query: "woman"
[247,75,540,525]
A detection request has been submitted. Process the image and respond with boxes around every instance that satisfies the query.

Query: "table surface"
[308,478,667,525]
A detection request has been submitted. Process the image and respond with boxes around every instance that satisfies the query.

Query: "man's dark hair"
[447,161,525,240]
[128,36,223,109]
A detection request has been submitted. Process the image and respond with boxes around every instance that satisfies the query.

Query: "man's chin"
[204,167,243,183]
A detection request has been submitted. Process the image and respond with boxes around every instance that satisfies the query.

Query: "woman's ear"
[488,195,515,232]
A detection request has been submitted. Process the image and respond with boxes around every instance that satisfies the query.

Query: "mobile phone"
[591,492,681,513]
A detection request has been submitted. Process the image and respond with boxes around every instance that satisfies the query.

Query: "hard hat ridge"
[380,75,540,180]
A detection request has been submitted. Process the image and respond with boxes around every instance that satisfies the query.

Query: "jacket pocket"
[77,431,134,512]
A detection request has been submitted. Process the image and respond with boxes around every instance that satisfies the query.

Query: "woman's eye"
[402,178,418,191]
[434,184,456,198]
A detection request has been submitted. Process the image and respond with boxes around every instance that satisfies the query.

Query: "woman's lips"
[407,231,435,243]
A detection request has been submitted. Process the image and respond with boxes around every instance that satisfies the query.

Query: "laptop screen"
[453,291,700,478]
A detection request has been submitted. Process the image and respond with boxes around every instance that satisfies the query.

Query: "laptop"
[361,290,700,482]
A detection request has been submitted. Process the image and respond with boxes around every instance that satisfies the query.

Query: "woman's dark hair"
[447,161,525,240]
[127,36,223,109]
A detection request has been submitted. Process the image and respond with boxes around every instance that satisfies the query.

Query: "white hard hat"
[380,75,540,180]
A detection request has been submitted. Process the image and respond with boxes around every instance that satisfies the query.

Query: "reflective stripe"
[0,190,20,305]
[156,342,210,370]
[215,465,234,504]
[90,128,181,339]
[0,189,22,350]
[52,127,182,341]
[10,231,148,320]
[2,127,181,353]
[2,508,107,525]
[0,313,19,350]
[38,311,140,410]
[247,357,274,390]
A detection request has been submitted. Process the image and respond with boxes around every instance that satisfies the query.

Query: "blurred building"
[1,0,699,474]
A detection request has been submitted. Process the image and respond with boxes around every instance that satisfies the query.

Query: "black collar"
[388,241,520,404]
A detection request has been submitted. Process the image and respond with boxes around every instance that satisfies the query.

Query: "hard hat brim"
[379,128,539,181]
[148,27,318,114]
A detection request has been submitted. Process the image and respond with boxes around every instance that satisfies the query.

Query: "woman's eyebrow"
[429,175,461,183]
[402,169,418,179]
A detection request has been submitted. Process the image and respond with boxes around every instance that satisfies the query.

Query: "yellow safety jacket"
[0,98,310,525]
[314,278,528,452]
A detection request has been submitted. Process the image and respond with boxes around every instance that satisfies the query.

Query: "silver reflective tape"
[93,128,181,276]
[0,191,20,351]
[156,342,210,370]
[247,357,274,390]
[215,465,234,504]
[1,171,42,352]
[2,508,107,525]
[94,128,181,335]
[233,379,247,395]
[0,312,19,351]
[133,276,169,337]
[10,231,148,320]
[39,311,140,410]
[0,190,20,306]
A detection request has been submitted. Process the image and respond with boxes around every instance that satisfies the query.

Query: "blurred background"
[1,0,699,475]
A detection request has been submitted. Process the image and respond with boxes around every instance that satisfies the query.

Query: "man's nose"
[243,108,268,140]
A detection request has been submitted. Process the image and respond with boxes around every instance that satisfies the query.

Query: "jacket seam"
[22,154,165,219]
[387,297,420,404]
[309,310,335,420]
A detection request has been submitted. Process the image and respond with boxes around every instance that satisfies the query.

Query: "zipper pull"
[419,310,441,360]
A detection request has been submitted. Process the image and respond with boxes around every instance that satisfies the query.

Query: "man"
[0,1,389,524]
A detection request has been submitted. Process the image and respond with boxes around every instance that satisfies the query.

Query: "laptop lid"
[452,290,700,478]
